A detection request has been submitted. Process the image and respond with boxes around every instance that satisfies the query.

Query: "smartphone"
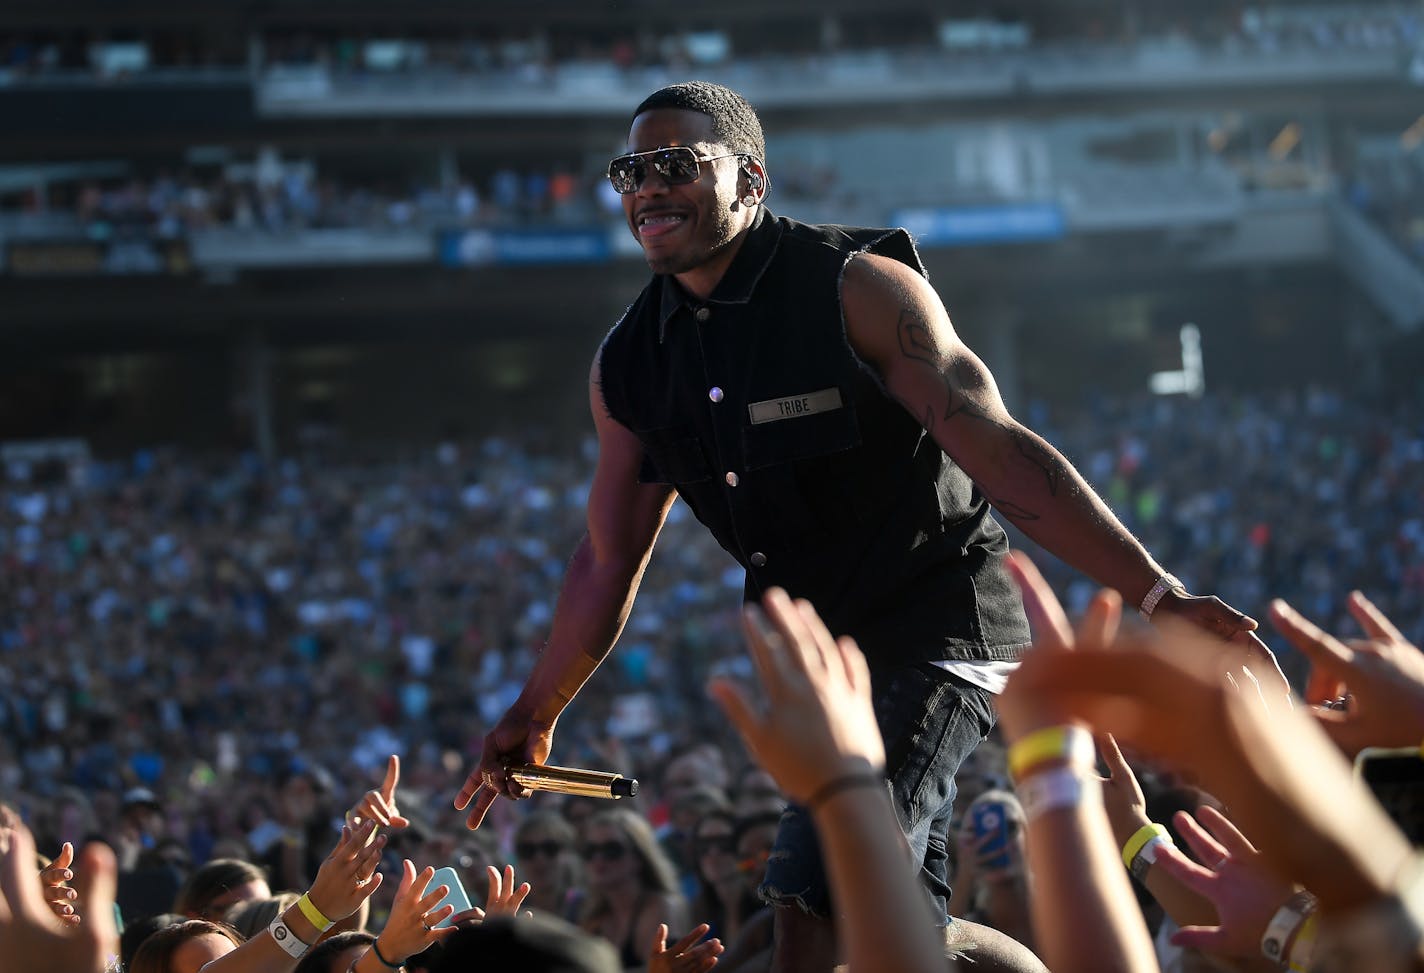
[428,866,474,928]
[970,800,1011,870]
[1355,747,1424,845]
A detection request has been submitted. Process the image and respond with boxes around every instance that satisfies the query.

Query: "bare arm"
[457,349,676,827]
[709,591,947,973]
[842,253,1166,605]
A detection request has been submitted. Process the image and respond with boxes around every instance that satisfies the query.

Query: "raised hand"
[647,922,722,973]
[706,588,884,803]
[1270,593,1424,755]
[1095,734,1151,846]
[0,808,119,973]
[472,864,531,920]
[348,755,410,833]
[38,843,79,927]
[368,860,458,967]
[1153,806,1297,962]
[306,820,386,923]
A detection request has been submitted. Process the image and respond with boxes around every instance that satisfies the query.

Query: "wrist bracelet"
[297,891,334,932]
[1139,573,1184,618]
[1017,766,1099,821]
[805,772,886,811]
[1121,822,1171,870]
[1262,890,1317,967]
[269,913,311,959]
[1129,836,1173,883]
[1007,725,1095,782]
[370,937,403,970]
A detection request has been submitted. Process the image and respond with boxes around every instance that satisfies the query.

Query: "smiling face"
[621,108,760,298]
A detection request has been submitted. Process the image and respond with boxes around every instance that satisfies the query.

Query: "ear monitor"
[747,171,765,192]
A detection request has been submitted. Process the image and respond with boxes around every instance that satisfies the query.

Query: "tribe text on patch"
[748,388,844,425]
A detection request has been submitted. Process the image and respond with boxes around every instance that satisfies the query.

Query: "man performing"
[456,82,1284,972]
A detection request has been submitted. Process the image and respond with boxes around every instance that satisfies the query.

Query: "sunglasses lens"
[608,148,706,193]
[656,148,701,184]
[698,837,735,855]
[517,841,562,859]
[608,156,643,194]
[583,841,627,861]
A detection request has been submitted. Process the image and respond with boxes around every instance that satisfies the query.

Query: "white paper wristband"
[1017,766,1099,821]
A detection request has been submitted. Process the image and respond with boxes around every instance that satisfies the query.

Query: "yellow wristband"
[297,892,333,932]
[1286,914,1319,973]
[1121,822,1170,870]
[1008,725,1094,781]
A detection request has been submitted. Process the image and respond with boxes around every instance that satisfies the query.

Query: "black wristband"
[805,772,886,811]
[370,938,403,970]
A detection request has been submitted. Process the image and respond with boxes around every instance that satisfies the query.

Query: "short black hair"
[633,81,766,163]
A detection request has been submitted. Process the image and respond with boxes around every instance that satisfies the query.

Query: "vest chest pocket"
[742,392,861,471]
[635,425,713,484]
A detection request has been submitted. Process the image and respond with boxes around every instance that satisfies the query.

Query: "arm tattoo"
[893,307,1061,516]
[895,308,993,426]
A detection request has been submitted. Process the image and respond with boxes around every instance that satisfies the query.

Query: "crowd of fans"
[2,384,1422,971]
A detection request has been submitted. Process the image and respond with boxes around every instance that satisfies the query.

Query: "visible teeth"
[641,214,684,226]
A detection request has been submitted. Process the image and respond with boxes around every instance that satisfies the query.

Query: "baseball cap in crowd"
[122,788,161,811]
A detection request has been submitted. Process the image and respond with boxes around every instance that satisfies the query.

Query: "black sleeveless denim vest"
[599,209,1029,664]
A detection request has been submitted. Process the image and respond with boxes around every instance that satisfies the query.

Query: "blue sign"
[890,203,1066,246]
[439,228,611,267]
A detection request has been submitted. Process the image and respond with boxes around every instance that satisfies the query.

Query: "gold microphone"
[507,763,639,799]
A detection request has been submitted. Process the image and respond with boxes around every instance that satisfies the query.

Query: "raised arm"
[457,347,677,829]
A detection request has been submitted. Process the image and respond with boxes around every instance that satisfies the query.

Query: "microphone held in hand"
[507,763,639,799]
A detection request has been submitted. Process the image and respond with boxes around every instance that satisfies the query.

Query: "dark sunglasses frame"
[516,840,565,860]
[606,146,744,194]
[582,840,630,861]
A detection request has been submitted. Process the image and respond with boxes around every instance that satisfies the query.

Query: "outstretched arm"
[456,348,676,828]
[842,254,1285,697]
[842,253,1173,608]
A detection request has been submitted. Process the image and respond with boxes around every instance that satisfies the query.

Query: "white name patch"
[748,387,844,425]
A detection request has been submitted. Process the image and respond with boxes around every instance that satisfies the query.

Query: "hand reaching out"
[368,860,459,967]
[1152,806,1297,962]
[647,922,722,973]
[454,711,554,831]
[306,820,386,924]
[706,588,885,803]
[471,864,531,920]
[1156,588,1291,705]
[0,807,119,973]
[1000,553,1408,912]
[1269,593,1424,755]
[38,843,79,927]
[1095,734,1152,847]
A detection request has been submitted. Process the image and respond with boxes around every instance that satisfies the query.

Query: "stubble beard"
[643,198,740,277]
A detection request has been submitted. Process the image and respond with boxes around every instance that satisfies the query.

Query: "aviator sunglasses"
[606,146,744,194]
